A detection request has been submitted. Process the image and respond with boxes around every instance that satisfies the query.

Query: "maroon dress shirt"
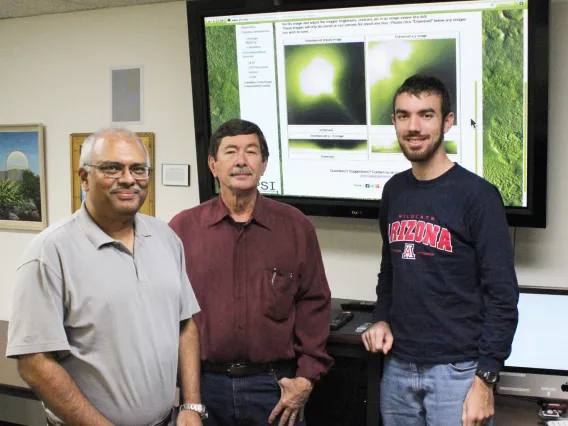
[169,193,333,381]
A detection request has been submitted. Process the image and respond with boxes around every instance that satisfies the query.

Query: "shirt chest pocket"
[262,268,298,321]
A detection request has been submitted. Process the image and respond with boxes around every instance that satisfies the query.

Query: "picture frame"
[0,124,48,231]
[162,164,190,187]
[70,132,155,216]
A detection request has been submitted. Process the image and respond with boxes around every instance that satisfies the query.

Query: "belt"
[202,359,296,378]
[152,409,173,426]
[46,408,172,426]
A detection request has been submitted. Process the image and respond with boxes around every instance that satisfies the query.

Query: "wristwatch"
[475,369,499,386]
[179,403,208,419]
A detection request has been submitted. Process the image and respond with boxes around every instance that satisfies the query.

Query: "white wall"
[0,1,567,424]
[0,1,567,315]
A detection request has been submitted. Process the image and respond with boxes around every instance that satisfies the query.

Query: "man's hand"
[268,376,313,426]
[176,409,202,426]
[462,376,495,426]
[362,321,393,354]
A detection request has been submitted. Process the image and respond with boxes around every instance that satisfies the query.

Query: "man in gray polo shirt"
[6,129,204,426]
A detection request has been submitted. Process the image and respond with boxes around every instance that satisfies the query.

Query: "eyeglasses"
[85,164,151,180]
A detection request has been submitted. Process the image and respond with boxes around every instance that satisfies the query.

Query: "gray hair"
[79,128,150,168]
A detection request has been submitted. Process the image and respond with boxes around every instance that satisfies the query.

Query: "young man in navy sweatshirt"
[362,75,519,426]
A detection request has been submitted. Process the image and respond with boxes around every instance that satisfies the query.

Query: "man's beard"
[399,129,444,163]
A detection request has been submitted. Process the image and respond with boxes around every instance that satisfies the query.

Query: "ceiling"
[0,0,183,20]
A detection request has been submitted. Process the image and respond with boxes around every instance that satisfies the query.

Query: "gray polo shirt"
[7,205,200,426]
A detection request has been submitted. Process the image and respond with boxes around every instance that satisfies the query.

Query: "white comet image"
[368,41,413,85]
[300,57,335,96]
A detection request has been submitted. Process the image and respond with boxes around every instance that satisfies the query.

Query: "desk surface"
[329,298,374,345]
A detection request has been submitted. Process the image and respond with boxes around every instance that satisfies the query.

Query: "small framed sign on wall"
[162,164,190,187]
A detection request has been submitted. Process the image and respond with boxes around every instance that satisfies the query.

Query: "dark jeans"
[201,365,307,426]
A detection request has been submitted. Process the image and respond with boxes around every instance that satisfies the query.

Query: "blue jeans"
[380,355,494,426]
[201,366,307,426]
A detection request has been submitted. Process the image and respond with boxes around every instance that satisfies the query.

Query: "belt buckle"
[227,362,249,377]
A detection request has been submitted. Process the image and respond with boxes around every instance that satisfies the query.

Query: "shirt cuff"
[296,356,334,383]
[477,356,502,374]
[372,309,388,324]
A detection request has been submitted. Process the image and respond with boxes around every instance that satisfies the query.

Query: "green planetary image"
[285,43,367,125]
[205,25,240,132]
[289,139,368,152]
[368,38,457,126]
[371,140,457,154]
[482,9,524,207]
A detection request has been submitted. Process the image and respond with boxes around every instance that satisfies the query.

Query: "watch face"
[487,373,499,384]
[476,369,498,384]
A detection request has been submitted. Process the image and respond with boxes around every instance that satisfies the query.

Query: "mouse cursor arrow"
[471,119,477,129]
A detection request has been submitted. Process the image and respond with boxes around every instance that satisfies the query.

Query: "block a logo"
[402,243,416,259]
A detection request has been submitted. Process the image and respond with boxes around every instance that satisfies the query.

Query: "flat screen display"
[188,0,548,227]
[505,289,568,373]
[496,288,568,400]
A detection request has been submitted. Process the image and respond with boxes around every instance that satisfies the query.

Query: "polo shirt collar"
[206,192,272,230]
[74,203,151,249]
[134,214,152,238]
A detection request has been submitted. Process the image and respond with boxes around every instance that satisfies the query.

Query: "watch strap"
[179,403,208,419]
[475,369,499,385]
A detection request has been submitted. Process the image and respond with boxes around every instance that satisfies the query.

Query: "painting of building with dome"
[0,124,47,231]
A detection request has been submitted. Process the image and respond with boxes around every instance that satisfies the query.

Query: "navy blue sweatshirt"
[373,164,519,374]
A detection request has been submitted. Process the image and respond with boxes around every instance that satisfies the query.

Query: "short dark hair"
[209,119,269,162]
[392,75,452,119]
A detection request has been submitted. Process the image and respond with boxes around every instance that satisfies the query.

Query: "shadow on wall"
[310,216,381,255]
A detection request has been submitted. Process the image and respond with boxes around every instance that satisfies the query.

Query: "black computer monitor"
[497,288,568,401]
[187,0,549,227]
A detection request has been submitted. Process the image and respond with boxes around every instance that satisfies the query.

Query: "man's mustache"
[110,187,141,194]
[404,131,425,138]
[229,167,253,176]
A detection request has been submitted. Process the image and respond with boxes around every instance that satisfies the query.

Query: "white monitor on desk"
[496,288,568,401]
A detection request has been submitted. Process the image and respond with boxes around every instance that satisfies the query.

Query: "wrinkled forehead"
[218,133,260,150]
[91,134,147,162]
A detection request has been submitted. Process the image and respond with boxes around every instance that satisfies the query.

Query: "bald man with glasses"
[7,128,205,426]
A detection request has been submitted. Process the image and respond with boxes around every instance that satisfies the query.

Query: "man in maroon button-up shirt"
[169,119,333,426]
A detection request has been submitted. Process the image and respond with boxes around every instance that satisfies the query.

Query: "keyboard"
[546,420,568,425]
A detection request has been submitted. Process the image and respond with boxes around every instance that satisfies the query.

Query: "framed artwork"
[0,124,47,231]
[70,132,155,216]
